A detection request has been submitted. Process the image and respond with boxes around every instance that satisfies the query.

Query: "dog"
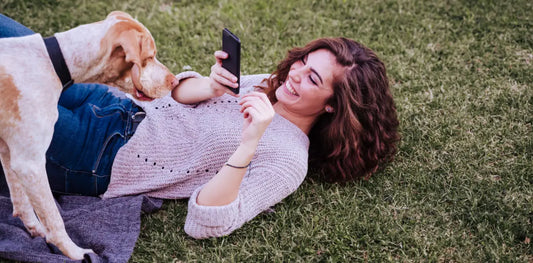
[0,11,177,259]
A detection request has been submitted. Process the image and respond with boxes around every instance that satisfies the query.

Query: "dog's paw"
[63,246,95,260]
[52,237,96,260]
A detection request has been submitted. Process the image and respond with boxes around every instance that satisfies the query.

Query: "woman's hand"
[196,91,273,206]
[239,92,275,148]
[209,51,239,98]
[171,51,238,104]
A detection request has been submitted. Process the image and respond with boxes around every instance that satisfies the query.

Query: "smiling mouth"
[135,89,154,101]
[286,81,299,96]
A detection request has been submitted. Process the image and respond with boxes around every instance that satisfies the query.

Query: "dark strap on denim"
[43,36,74,90]
[131,111,146,132]
[128,105,146,139]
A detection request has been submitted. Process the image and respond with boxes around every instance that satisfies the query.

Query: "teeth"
[286,81,297,95]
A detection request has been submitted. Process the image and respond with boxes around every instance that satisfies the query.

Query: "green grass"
[2,0,532,262]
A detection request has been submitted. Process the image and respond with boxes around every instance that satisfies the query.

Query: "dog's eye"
[143,56,155,67]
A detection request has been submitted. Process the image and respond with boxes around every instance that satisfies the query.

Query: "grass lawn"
[1,0,531,262]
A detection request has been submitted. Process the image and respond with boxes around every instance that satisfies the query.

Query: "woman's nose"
[289,66,306,83]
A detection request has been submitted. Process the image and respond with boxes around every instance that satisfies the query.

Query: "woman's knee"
[0,14,35,38]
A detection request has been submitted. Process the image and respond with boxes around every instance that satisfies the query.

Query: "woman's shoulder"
[240,74,271,93]
[251,127,309,191]
[256,115,310,167]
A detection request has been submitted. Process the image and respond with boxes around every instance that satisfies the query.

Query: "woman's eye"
[309,76,317,85]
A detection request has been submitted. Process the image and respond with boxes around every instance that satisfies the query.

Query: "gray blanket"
[0,173,162,263]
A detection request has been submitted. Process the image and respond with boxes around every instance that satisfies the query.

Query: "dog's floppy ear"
[100,12,157,91]
[115,28,143,66]
[104,12,155,66]
[119,31,155,65]
[107,11,134,20]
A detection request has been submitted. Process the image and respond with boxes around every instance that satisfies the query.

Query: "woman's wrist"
[208,78,230,98]
[238,140,259,155]
[208,78,220,98]
[227,143,256,168]
[196,142,255,206]
[224,161,251,169]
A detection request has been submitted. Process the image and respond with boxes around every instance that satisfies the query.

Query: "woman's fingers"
[239,92,275,125]
[208,50,240,98]
[242,104,271,124]
[211,65,238,87]
[213,51,237,83]
[240,91,271,104]
[238,92,275,144]
[210,69,237,88]
[240,92,273,112]
[211,52,238,88]
[240,99,270,115]
[242,105,257,119]
[214,50,228,62]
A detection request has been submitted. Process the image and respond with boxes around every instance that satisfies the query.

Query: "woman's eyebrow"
[310,67,324,84]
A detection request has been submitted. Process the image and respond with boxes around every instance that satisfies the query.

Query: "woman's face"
[275,49,342,118]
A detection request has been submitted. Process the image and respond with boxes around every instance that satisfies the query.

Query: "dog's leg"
[0,142,46,237]
[7,132,94,259]
[9,154,94,259]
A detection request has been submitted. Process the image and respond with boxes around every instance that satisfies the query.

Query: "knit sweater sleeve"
[183,117,309,239]
[184,152,307,239]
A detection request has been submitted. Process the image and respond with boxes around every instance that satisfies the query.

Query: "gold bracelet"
[225,161,251,169]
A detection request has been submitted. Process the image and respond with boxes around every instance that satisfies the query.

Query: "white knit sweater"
[103,73,309,238]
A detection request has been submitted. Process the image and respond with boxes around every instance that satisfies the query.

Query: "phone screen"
[222,28,241,94]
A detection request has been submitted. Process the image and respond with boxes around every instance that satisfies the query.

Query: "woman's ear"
[325,105,335,113]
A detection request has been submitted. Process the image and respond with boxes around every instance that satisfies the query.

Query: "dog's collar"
[43,36,74,90]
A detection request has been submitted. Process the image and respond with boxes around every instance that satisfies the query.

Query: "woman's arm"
[196,91,275,205]
[184,149,308,239]
[171,51,239,104]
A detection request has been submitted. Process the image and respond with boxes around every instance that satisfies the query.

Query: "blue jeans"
[0,14,142,196]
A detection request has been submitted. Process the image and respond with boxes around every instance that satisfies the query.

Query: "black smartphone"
[221,28,241,94]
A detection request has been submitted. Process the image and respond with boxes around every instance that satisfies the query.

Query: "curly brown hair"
[262,37,400,182]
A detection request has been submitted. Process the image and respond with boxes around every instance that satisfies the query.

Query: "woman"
[0,14,399,239]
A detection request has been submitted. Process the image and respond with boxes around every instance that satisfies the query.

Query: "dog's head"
[98,11,177,101]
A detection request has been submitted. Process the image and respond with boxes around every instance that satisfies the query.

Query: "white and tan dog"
[0,11,177,259]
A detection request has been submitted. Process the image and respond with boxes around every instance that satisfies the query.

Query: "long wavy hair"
[262,37,400,182]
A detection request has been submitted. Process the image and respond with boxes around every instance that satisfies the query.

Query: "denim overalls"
[0,14,143,196]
